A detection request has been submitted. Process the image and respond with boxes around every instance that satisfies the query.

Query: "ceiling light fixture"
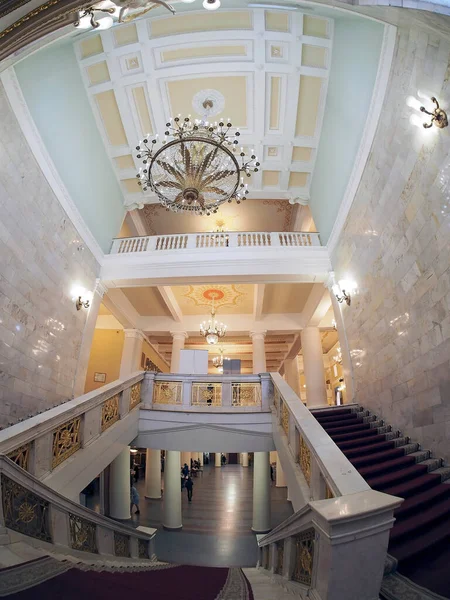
[200,299,227,345]
[212,347,230,371]
[420,97,448,129]
[332,280,356,306]
[203,0,221,9]
[136,100,259,215]
[74,1,175,30]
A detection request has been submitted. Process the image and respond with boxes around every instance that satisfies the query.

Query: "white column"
[329,285,355,402]
[73,280,107,397]
[250,331,267,373]
[276,458,287,488]
[120,329,145,379]
[109,447,131,520]
[284,356,301,397]
[181,451,191,467]
[252,451,271,533]
[242,452,249,467]
[163,450,182,530]
[215,452,221,467]
[170,332,188,373]
[301,327,328,408]
[199,453,204,466]
[145,449,161,499]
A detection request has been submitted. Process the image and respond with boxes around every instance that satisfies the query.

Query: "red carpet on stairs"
[311,406,450,599]
[0,559,254,600]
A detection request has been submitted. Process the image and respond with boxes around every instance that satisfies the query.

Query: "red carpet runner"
[0,558,254,600]
[311,406,450,599]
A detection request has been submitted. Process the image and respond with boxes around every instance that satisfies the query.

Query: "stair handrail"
[0,455,156,560]
[0,372,144,479]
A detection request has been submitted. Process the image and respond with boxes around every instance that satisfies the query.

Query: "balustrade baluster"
[307,234,311,246]
[144,239,149,251]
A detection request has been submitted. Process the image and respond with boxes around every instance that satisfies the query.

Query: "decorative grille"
[281,400,289,435]
[69,513,98,553]
[153,381,182,404]
[7,443,31,471]
[232,383,261,406]
[292,529,315,586]
[138,538,149,559]
[52,417,81,468]
[299,435,311,485]
[114,532,130,557]
[275,541,284,575]
[191,382,222,406]
[130,382,141,410]
[101,394,119,432]
[1,475,52,542]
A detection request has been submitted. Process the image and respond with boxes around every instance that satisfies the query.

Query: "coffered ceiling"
[75,7,332,211]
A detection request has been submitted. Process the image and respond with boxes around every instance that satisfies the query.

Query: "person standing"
[185,476,194,502]
[130,485,140,515]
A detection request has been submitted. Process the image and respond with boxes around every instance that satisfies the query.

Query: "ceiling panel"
[172,284,254,315]
[262,283,314,314]
[122,286,172,316]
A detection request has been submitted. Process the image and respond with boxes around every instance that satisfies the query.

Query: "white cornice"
[326,23,397,256]
[0,67,105,266]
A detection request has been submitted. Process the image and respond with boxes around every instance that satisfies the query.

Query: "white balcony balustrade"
[110,231,321,254]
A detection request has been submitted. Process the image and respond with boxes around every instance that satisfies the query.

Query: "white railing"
[141,372,271,412]
[0,456,156,562]
[253,373,403,600]
[111,231,321,254]
[0,372,144,481]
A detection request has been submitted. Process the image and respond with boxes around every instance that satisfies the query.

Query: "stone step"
[243,568,303,600]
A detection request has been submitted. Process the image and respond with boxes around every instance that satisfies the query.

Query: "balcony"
[102,232,330,286]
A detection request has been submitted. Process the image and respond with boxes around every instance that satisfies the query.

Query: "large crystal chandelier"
[212,347,229,373]
[200,299,227,345]
[136,100,260,216]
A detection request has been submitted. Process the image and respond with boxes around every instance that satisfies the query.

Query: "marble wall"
[332,25,450,462]
[0,82,100,426]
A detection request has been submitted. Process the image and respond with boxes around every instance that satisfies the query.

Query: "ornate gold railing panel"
[262,545,270,570]
[298,434,311,486]
[280,400,289,435]
[232,383,261,406]
[7,443,31,472]
[292,529,315,586]
[1,475,52,542]
[101,394,119,432]
[52,417,81,468]
[191,382,222,406]
[69,513,98,553]
[114,532,130,557]
[274,387,280,409]
[153,381,182,405]
[139,538,149,559]
[130,382,141,410]
[275,541,284,575]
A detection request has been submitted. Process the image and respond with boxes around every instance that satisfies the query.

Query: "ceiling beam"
[253,284,265,321]
[128,209,148,237]
[157,286,183,323]
[300,284,331,329]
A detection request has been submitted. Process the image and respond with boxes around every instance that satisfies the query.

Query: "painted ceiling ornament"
[135,97,259,215]
[192,90,225,119]
[182,285,246,309]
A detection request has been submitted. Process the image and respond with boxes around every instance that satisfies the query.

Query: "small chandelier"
[212,347,229,372]
[200,299,227,345]
[333,346,343,365]
[136,101,260,216]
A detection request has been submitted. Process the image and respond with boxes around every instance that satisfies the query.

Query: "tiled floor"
[128,464,293,567]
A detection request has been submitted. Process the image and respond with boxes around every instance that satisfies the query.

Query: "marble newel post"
[300,327,328,408]
[120,329,145,379]
[327,277,355,402]
[145,449,161,499]
[250,331,267,374]
[163,450,182,530]
[73,279,107,397]
[109,447,131,520]
[241,452,249,467]
[252,451,271,533]
[170,332,188,373]
[215,453,222,467]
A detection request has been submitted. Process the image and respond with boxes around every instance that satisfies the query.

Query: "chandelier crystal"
[212,347,229,372]
[136,108,260,215]
[200,300,227,345]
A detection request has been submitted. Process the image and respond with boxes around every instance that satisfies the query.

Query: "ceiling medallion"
[135,100,260,216]
[200,297,227,345]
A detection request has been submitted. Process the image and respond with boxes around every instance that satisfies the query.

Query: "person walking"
[130,485,140,515]
[182,463,189,477]
[185,476,194,502]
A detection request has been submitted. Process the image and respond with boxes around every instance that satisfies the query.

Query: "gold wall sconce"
[75,296,90,311]
[332,280,356,306]
[72,285,91,311]
[420,97,448,129]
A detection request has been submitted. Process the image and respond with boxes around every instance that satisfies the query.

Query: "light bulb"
[203,0,221,9]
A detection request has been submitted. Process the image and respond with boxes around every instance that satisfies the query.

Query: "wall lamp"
[420,97,448,129]
[71,285,91,311]
[332,280,356,306]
